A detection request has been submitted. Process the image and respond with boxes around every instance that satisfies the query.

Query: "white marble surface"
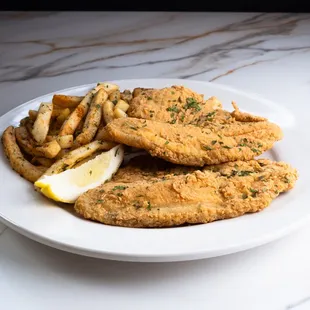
[1,11,310,310]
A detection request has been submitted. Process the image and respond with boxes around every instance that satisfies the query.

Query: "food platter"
[0,79,307,262]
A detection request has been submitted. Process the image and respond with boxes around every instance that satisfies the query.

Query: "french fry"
[56,108,71,126]
[35,140,61,159]
[52,95,83,108]
[55,148,70,160]
[32,102,53,144]
[1,126,46,182]
[115,100,129,112]
[15,126,42,157]
[19,116,30,126]
[97,82,119,94]
[102,100,115,124]
[114,107,128,119]
[59,84,105,136]
[75,88,107,146]
[28,110,38,121]
[31,157,55,167]
[109,90,121,103]
[44,140,116,176]
[45,135,56,142]
[56,135,73,149]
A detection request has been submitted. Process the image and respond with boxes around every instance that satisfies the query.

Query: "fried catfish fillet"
[128,86,265,126]
[74,158,298,228]
[104,117,283,166]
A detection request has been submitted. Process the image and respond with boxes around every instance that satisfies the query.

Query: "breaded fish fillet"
[105,117,283,166]
[128,86,265,126]
[74,158,298,228]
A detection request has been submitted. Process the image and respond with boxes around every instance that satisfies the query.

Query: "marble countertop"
[1,11,310,310]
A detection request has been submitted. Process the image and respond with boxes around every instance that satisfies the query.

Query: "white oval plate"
[0,79,308,262]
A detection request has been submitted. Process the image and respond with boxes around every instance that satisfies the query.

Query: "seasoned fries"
[56,135,74,149]
[97,82,119,94]
[15,126,42,157]
[32,102,53,144]
[44,140,116,176]
[2,126,46,182]
[28,110,38,121]
[56,108,71,126]
[32,157,55,167]
[102,100,115,124]
[114,107,127,119]
[1,82,131,183]
[109,90,121,103]
[75,88,107,146]
[36,140,61,159]
[52,95,83,108]
[115,100,129,112]
[59,84,105,136]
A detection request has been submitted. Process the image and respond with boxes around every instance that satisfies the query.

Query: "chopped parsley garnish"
[204,145,213,150]
[206,111,216,120]
[211,140,217,145]
[147,97,152,100]
[116,193,123,197]
[99,189,105,193]
[97,199,104,203]
[251,148,259,153]
[258,175,265,181]
[165,141,169,145]
[171,91,175,94]
[258,143,263,148]
[147,201,152,211]
[166,105,180,113]
[113,185,128,191]
[238,170,253,176]
[180,114,185,122]
[222,145,232,149]
[112,100,118,105]
[183,98,201,112]
[250,188,258,197]
[242,193,248,199]
[96,104,101,109]
[129,126,138,131]
[218,134,222,139]
[170,119,176,124]
[89,170,92,176]
[284,176,290,183]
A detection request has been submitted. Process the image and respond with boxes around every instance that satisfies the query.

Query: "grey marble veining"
[0,12,309,84]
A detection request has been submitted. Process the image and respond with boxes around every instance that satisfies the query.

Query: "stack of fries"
[1,82,132,183]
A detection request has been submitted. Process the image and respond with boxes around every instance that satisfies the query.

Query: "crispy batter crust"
[105,117,283,166]
[74,158,298,228]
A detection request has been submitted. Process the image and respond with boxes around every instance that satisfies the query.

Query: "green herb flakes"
[113,185,128,191]
[183,98,201,112]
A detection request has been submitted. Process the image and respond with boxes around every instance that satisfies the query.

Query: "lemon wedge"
[35,144,124,203]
